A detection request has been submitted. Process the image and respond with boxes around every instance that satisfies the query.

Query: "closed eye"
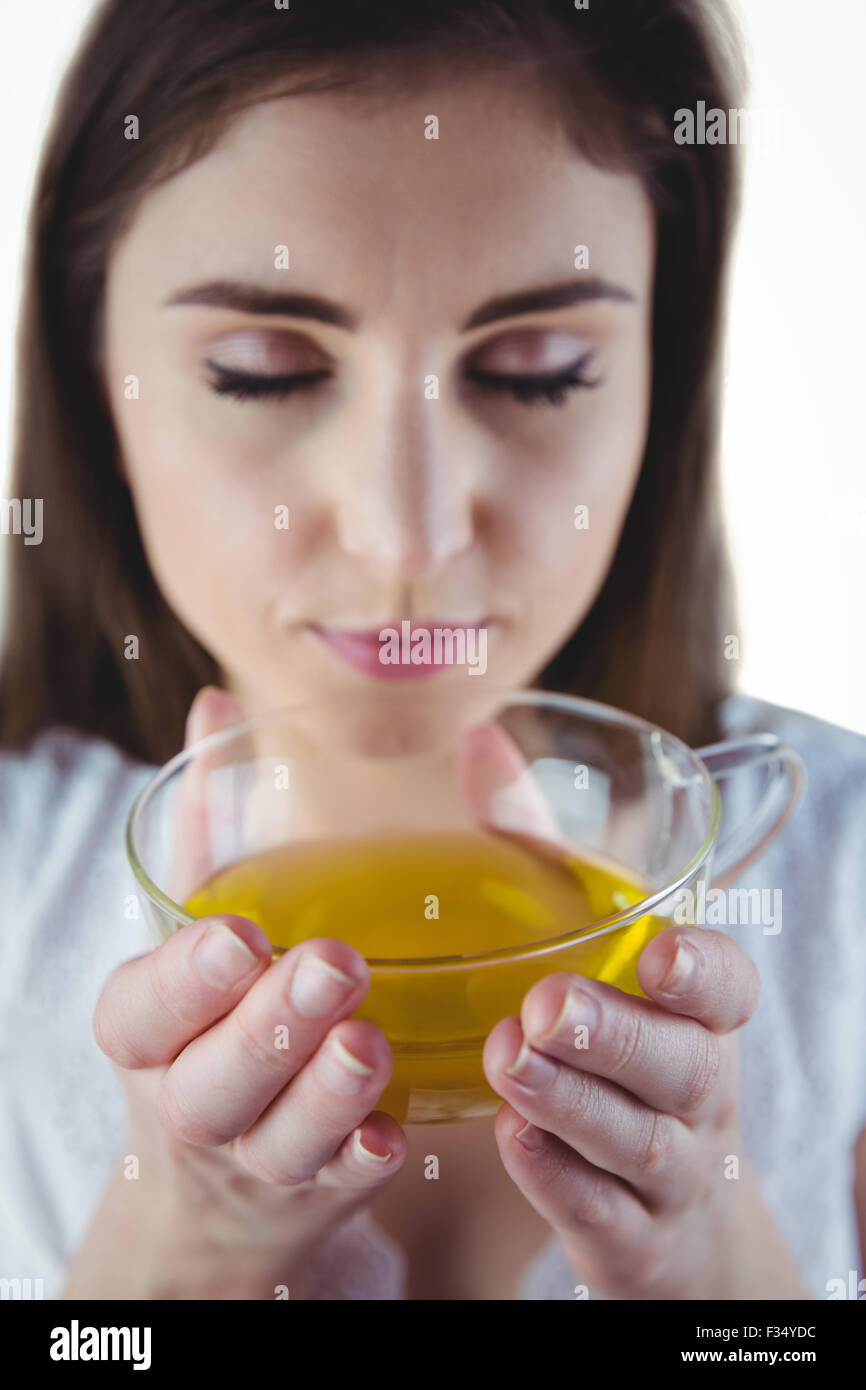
[205,364,330,401]
[205,350,603,407]
[465,351,602,406]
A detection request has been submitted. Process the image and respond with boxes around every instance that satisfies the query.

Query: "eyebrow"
[462,278,636,329]
[163,276,636,332]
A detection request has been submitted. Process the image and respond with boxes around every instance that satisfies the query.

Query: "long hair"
[0,0,746,764]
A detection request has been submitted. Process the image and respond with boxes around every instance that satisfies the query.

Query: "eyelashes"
[205,350,602,409]
[465,352,601,407]
[205,366,330,402]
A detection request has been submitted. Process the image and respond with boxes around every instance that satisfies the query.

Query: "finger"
[158,938,372,1144]
[93,912,271,1068]
[233,1018,398,1186]
[315,1111,408,1194]
[502,969,731,1123]
[184,684,246,746]
[636,926,761,1034]
[484,1016,700,1213]
[456,721,565,844]
[170,685,247,905]
[492,1100,660,1291]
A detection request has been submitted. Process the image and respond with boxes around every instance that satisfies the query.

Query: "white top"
[0,693,864,1300]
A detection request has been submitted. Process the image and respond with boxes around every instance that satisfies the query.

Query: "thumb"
[184,684,246,749]
[455,720,564,846]
[171,686,248,905]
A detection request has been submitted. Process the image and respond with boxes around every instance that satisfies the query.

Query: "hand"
[482,925,810,1299]
[67,687,407,1300]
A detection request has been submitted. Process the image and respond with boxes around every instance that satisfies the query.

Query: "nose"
[332,378,476,581]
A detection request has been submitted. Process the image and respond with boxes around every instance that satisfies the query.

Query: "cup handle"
[693,734,807,888]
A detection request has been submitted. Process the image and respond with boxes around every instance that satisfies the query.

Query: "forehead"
[108,72,654,329]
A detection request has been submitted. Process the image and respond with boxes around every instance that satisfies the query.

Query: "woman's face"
[102,72,655,717]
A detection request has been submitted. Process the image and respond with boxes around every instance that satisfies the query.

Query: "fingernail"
[353,1130,392,1165]
[505,1037,558,1090]
[289,954,358,1018]
[659,939,701,996]
[194,921,259,988]
[539,984,598,1043]
[514,1120,544,1152]
[319,1037,375,1096]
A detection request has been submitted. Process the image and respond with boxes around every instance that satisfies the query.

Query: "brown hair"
[0,0,746,765]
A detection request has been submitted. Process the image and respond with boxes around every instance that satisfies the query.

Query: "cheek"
[492,368,649,651]
[116,405,305,637]
[503,401,646,584]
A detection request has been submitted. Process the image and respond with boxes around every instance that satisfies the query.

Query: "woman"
[1,0,864,1300]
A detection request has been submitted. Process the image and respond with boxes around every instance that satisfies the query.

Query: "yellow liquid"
[185,830,665,1123]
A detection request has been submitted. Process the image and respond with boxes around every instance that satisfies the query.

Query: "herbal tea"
[184,829,665,1123]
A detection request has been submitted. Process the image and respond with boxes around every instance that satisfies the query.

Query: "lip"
[308,620,490,681]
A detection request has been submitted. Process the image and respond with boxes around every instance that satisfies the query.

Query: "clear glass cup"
[125,687,805,1124]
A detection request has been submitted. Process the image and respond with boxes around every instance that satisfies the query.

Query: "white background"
[1,0,863,733]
